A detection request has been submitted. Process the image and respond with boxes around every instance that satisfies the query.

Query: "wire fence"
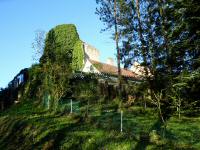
[58,99,125,132]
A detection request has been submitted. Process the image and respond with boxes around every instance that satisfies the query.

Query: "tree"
[117,0,200,115]
[96,0,122,98]
[151,90,165,124]
[170,86,182,119]
[170,0,200,71]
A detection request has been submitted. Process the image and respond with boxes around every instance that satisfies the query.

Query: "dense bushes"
[71,73,99,102]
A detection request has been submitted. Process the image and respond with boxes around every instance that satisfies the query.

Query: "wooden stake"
[70,99,73,113]
[121,110,123,132]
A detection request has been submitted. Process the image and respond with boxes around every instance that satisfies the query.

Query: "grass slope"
[0,100,200,150]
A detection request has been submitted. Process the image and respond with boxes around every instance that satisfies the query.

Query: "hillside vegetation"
[0,100,200,150]
[0,20,200,150]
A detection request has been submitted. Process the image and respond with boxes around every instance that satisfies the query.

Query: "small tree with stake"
[151,90,166,125]
[170,86,182,119]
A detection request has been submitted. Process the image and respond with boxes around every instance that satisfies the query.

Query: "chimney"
[106,57,114,66]
[130,61,152,76]
[83,43,100,61]
[130,61,143,75]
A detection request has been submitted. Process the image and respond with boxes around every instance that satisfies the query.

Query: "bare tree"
[32,29,45,63]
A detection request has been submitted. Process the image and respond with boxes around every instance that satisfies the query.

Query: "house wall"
[106,57,115,66]
[82,59,100,73]
[130,62,151,76]
[83,43,100,61]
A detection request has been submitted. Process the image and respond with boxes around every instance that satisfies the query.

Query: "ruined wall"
[83,43,100,61]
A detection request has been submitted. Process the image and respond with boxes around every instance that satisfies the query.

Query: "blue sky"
[0,0,116,88]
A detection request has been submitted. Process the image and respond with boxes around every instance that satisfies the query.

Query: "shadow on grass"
[0,117,28,150]
[134,119,163,150]
[33,121,79,149]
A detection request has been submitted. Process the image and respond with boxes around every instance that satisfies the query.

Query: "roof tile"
[89,59,138,78]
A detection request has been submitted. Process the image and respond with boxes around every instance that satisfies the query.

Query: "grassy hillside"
[0,100,200,150]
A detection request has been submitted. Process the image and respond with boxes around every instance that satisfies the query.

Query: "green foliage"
[41,24,79,64]
[71,74,99,102]
[21,24,85,110]
[72,40,84,71]
[170,70,200,115]
[22,64,43,100]
[39,24,85,110]
[40,24,84,71]
[96,0,200,115]
[1,24,98,112]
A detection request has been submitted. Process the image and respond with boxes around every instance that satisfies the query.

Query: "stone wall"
[83,42,100,61]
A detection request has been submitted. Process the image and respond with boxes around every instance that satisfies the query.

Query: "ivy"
[0,24,86,110]
[41,24,84,71]
[23,24,85,110]
[72,40,84,71]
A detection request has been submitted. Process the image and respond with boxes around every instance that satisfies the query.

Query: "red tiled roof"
[89,59,138,78]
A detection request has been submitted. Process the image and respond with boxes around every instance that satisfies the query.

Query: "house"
[81,42,149,79]
[73,42,149,100]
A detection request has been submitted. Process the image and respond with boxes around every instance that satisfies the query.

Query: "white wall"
[84,43,100,61]
[82,59,100,73]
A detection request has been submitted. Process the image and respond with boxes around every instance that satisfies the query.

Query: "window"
[90,65,94,72]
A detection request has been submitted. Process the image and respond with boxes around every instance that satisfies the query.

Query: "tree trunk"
[144,100,146,110]
[135,0,148,73]
[178,101,181,119]
[114,0,122,99]
[158,102,165,124]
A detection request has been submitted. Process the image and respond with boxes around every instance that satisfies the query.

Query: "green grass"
[0,100,200,150]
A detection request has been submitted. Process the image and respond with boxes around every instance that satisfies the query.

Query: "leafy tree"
[170,0,200,71]
[97,0,200,116]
